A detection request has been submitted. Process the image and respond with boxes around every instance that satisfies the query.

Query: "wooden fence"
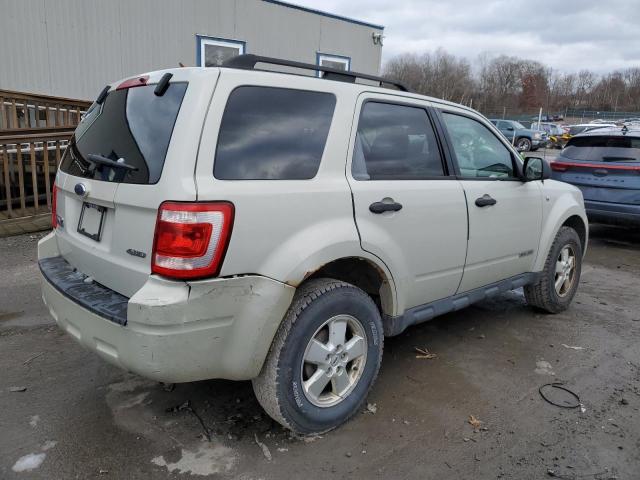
[0,89,90,223]
[0,89,91,130]
[0,130,74,220]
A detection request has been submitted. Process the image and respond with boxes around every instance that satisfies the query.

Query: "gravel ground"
[1,226,639,479]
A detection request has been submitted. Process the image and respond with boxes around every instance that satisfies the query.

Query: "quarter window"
[442,113,516,178]
[214,87,336,180]
[352,102,445,180]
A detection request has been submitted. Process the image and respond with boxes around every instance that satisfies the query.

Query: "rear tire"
[524,226,582,313]
[252,278,383,434]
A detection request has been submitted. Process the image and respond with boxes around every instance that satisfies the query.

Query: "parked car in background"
[550,126,640,226]
[38,54,588,434]
[529,114,564,122]
[531,122,566,149]
[490,119,547,151]
[568,123,617,136]
[590,119,618,125]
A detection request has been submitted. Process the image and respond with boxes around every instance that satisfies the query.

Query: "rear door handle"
[369,201,403,214]
[475,194,497,207]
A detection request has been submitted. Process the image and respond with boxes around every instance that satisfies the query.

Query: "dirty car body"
[39,55,588,434]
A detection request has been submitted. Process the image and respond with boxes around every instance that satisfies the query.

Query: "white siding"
[0,0,383,99]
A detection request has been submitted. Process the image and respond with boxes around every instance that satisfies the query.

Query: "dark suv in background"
[550,126,640,226]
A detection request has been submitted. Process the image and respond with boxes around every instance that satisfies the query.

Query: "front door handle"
[475,194,497,207]
[369,201,403,214]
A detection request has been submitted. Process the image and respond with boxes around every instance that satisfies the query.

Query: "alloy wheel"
[555,245,576,297]
[300,314,368,408]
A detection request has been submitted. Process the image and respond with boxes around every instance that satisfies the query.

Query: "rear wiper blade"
[86,154,138,171]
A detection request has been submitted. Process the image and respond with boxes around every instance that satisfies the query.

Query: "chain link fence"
[476,105,640,125]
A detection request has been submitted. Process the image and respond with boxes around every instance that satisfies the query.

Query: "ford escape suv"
[39,55,588,434]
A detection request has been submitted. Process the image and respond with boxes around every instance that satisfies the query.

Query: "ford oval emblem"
[74,183,88,197]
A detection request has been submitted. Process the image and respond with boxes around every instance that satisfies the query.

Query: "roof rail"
[222,54,411,92]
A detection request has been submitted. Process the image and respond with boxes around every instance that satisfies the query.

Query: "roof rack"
[222,54,411,92]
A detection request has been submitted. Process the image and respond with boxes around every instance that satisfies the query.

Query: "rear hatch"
[54,69,218,297]
[551,134,640,205]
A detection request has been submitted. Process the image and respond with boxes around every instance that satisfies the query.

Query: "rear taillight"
[51,185,58,228]
[550,161,569,172]
[551,160,640,172]
[151,202,234,279]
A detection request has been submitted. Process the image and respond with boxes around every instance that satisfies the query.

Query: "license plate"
[77,202,106,241]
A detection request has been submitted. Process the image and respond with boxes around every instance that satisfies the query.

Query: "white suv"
[38,55,588,434]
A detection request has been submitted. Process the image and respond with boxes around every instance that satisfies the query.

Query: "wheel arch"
[562,214,588,255]
[533,197,589,271]
[303,256,397,320]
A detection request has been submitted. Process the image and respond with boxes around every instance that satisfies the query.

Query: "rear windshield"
[563,135,640,162]
[60,82,188,184]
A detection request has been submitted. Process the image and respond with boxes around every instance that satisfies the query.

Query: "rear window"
[563,135,640,162]
[60,82,188,184]
[353,102,445,180]
[214,86,336,180]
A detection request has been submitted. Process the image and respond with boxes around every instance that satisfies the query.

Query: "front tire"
[524,226,582,313]
[253,278,383,434]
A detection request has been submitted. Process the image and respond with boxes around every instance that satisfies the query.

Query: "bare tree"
[383,48,640,116]
[384,49,474,103]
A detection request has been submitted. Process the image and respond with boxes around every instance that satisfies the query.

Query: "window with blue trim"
[197,35,245,67]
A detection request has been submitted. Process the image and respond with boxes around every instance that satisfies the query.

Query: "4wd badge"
[126,248,147,259]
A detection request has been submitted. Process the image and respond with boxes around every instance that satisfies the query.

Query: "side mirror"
[506,127,514,131]
[523,157,551,181]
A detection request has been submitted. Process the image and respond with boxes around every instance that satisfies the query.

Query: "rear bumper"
[38,232,295,383]
[585,200,640,226]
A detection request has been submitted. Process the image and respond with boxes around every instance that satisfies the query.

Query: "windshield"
[512,121,525,129]
[563,135,640,162]
[60,82,188,184]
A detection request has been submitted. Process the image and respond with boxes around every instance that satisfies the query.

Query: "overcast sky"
[295,0,640,74]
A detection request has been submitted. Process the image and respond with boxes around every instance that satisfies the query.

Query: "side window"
[214,87,336,180]
[352,102,445,180]
[442,112,516,179]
